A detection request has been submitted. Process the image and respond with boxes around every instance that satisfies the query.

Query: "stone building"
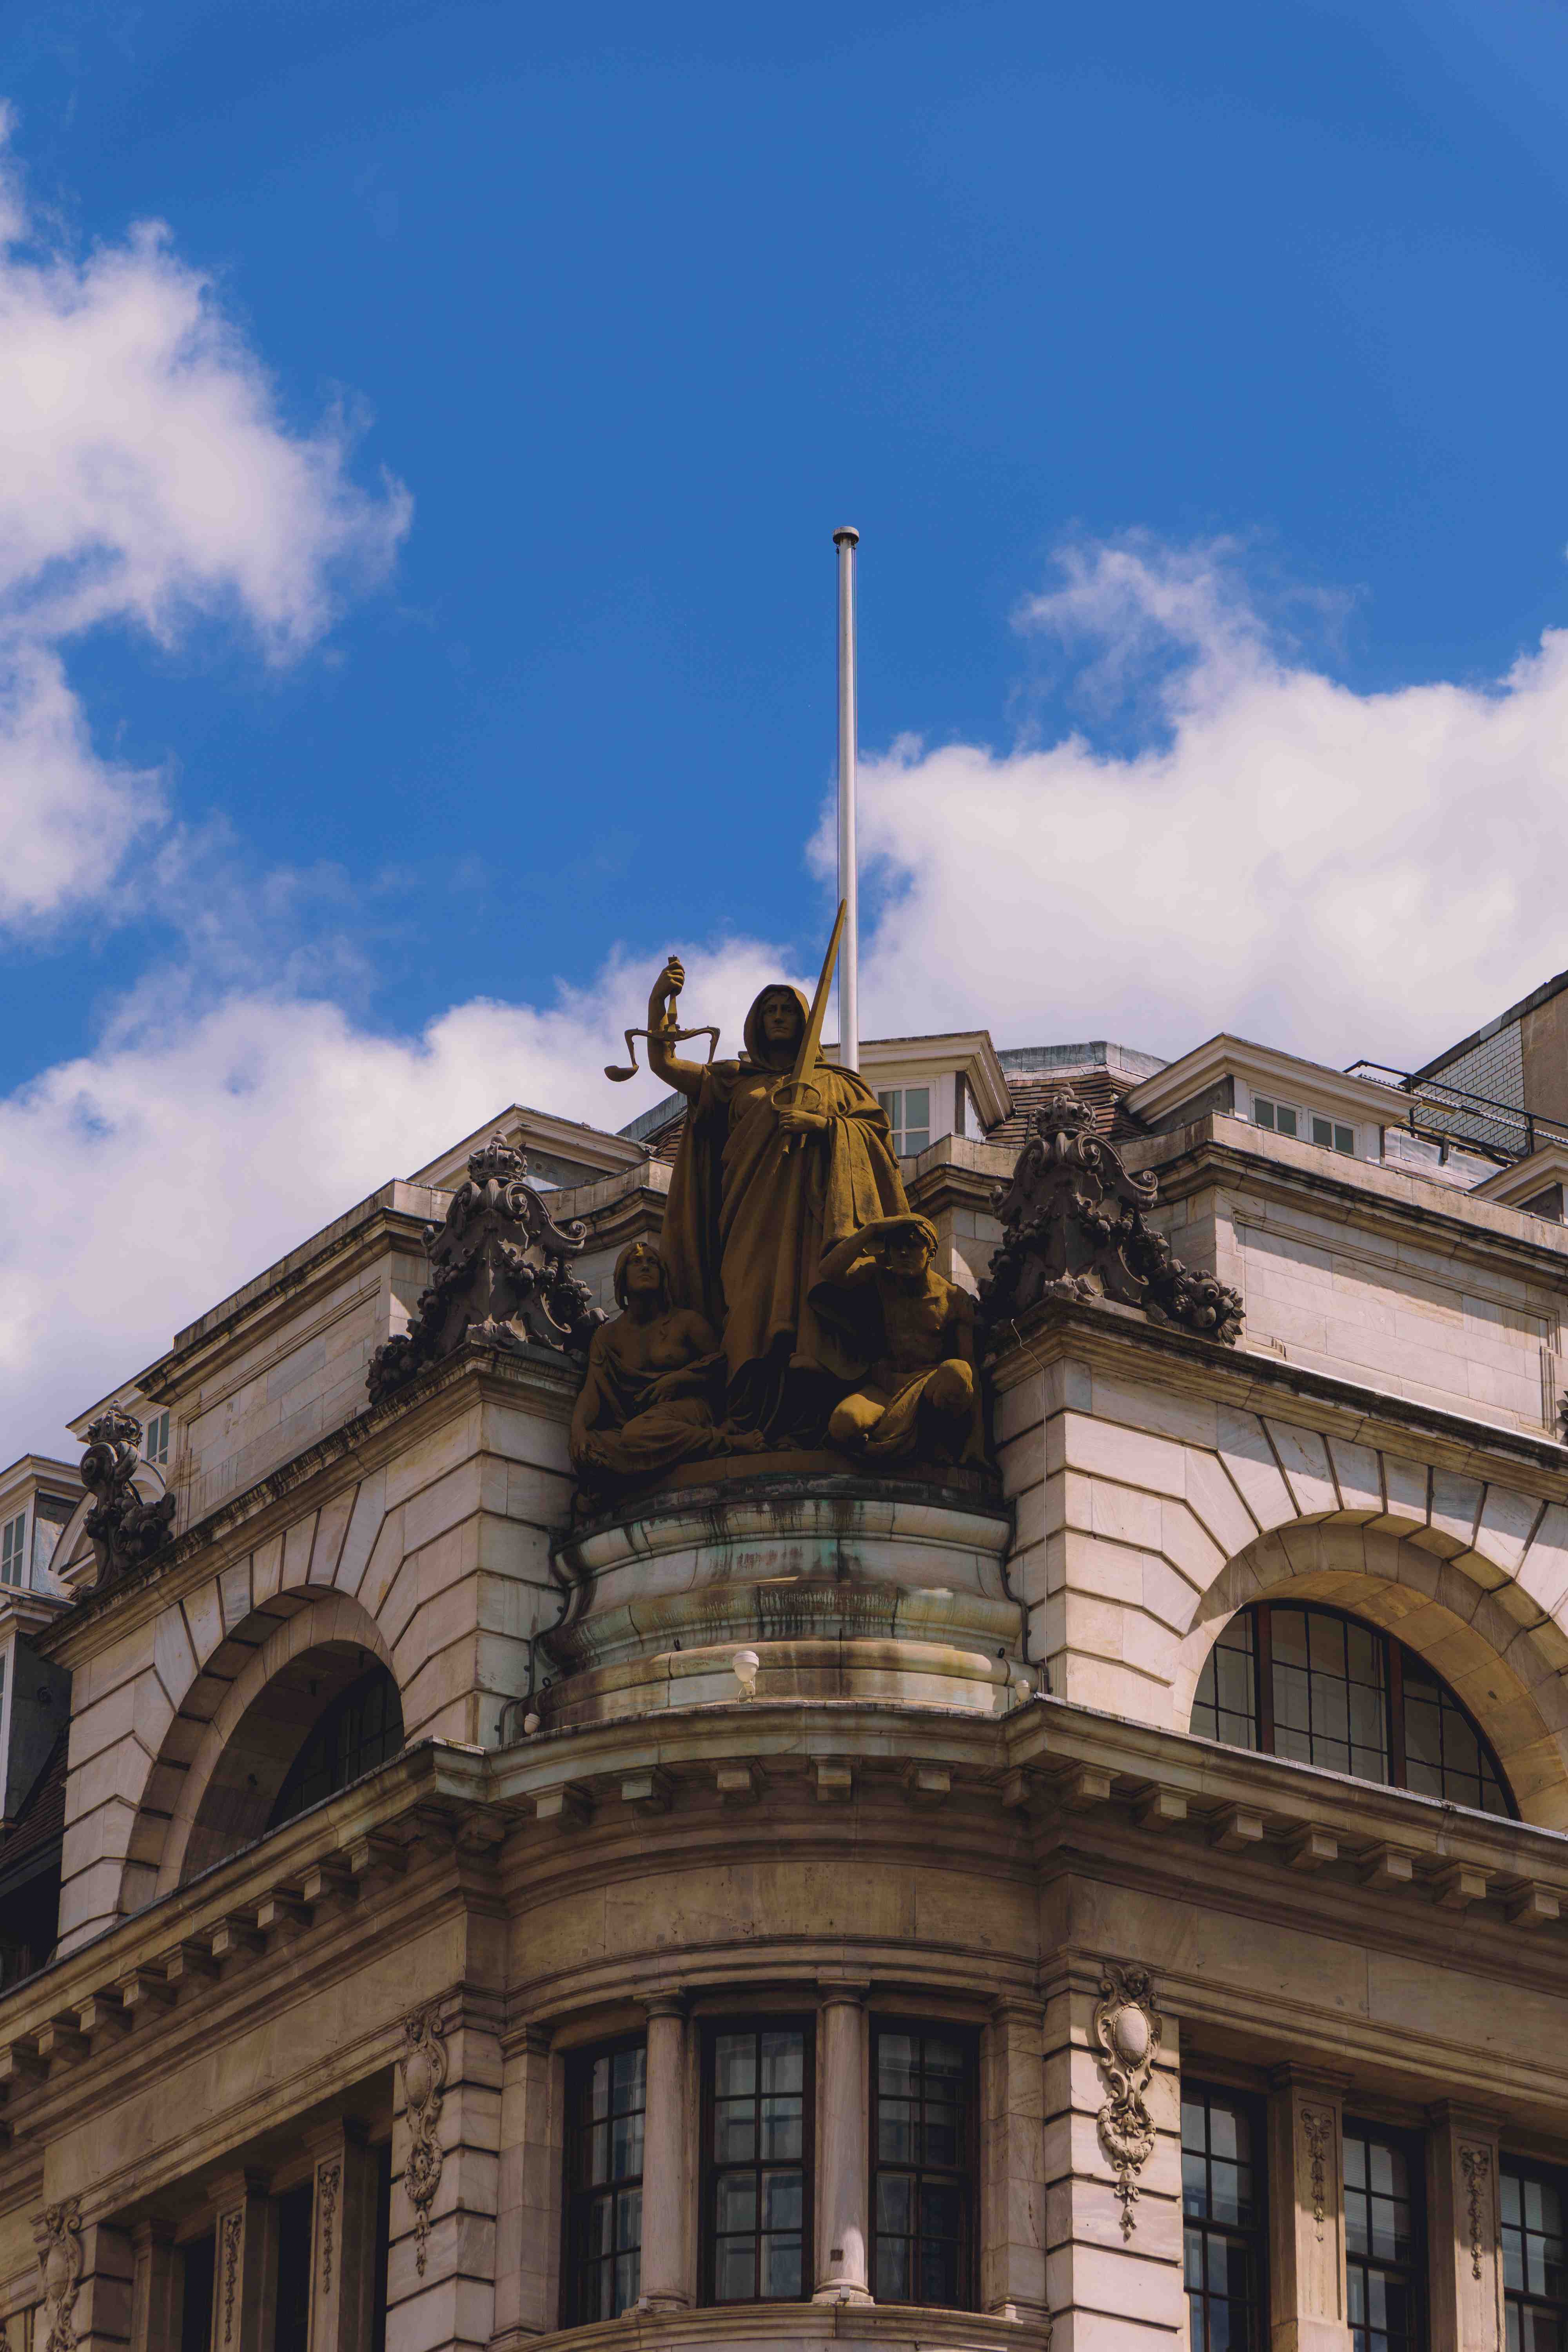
[6,984,1568,2352]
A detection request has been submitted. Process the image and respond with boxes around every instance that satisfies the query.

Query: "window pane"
[872,2028,972,2312]
[1334,1125,1355,1155]
[1312,1116,1333,1148]
[1254,1098,1276,1129]
[905,1088,929,1129]
[1276,1105,1299,1137]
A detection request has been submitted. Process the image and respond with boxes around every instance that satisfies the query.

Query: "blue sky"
[8,0,1568,1442]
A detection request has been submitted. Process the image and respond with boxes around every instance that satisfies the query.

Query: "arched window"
[268,1666,403,1831]
[1192,1601,1515,1817]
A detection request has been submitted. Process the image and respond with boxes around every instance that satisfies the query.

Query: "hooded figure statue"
[646,971,909,1439]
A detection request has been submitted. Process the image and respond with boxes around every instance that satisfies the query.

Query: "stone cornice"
[985,1290,1568,1489]
[1130,1116,1568,1278]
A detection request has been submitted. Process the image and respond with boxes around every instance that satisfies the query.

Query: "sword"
[775,899,847,1154]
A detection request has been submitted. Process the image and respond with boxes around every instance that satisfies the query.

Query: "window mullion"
[1387,1637,1407,1789]
[1256,1605,1275,1755]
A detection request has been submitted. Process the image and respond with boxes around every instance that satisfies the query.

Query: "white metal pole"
[833,524,860,1074]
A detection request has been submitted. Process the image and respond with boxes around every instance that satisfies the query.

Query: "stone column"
[387,2001,501,2352]
[637,1996,690,2314]
[1042,1973,1185,2345]
[494,2027,560,2345]
[208,2176,278,2352]
[1267,2069,1352,2352]
[813,1983,872,2305]
[305,2127,379,2352]
[1426,2105,1504,2352]
[981,1996,1048,2325]
[129,2222,181,2352]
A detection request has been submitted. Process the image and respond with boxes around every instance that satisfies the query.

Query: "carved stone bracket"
[78,1408,176,1588]
[399,2001,450,2277]
[369,1135,604,1408]
[35,2200,83,2352]
[980,1094,1243,1346]
[1460,2144,1492,2282]
[1090,1962,1163,2239]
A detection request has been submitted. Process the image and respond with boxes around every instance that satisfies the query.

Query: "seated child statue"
[809,1213,987,1468]
[570,1241,764,1493]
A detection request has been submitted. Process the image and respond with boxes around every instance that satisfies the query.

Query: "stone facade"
[7,1025,1568,2352]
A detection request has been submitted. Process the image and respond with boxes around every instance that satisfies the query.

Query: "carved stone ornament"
[218,2211,242,2348]
[316,2160,341,2294]
[1301,2107,1333,2242]
[78,1408,176,1587]
[979,1094,1244,1346]
[1460,2144,1492,2282]
[34,2201,82,2352]
[368,1134,605,1408]
[1091,1962,1163,2239]
[399,2001,450,2276]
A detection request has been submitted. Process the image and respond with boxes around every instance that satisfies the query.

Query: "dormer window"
[0,1513,24,1589]
[1252,1096,1355,1156]
[878,1087,931,1157]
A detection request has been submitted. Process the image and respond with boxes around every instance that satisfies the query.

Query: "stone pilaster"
[387,2002,500,2352]
[813,1982,872,2305]
[637,1996,690,2313]
[129,2223,180,2352]
[208,2177,278,2352]
[982,1996,1048,2325]
[1426,2105,1504,2352]
[493,2028,559,2344]
[305,2127,380,2352]
[1043,1975,1185,2350]
[37,2213,134,2352]
[1267,2069,1352,2352]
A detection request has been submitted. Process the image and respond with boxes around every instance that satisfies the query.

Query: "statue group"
[570,956,986,1501]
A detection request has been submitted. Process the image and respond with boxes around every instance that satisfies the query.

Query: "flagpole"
[833,524,860,1074]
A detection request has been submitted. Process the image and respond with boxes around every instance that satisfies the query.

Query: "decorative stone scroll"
[34,2201,82,2352]
[78,1409,176,1586]
[369,1135,604,1407]
[1460,2144,1492,2282]
[398,2001,450,2276]
[980,1094,1243,1345]
[1091,1962,1163,2239]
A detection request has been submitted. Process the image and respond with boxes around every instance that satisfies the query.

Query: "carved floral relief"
[399,2002,450,2277]
[1091,1962,1163,2239]
[34,2204,81,2352]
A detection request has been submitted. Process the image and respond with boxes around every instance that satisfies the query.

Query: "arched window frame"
[1194,1599,1517,1819]
[267,1664,404,1831]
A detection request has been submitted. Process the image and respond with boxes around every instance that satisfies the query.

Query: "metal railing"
[1345,1061,1568,1165]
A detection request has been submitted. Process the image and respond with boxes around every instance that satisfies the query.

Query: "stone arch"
[136,1588,398,1899]
[1172,1519,1568,1829]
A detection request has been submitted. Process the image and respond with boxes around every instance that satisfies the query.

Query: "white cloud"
[833,539,1568,1071]
[0,940,796,1451]
[0,110,410,926]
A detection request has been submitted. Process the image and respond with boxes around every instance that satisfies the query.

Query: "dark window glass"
[370,2141,392,2352]
[1344,2123,1423,2352]
[274,2183,314,2352]
[872,2025,975,2308]
[269,1668,404,1829]
[1192,1602,1515,1817]
[565,2039,647,2322]
[1183,2084,1265,2352]
[704,2023,811,2303]
[179,2236,214,2352]
[1503,2161,1568,2349]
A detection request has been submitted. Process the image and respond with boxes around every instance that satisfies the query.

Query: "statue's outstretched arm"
[644,956,708,1101]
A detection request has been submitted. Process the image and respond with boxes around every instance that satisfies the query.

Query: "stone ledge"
[500,2307,1051,2352]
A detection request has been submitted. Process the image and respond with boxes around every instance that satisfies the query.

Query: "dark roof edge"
[1416,967,1568,1082]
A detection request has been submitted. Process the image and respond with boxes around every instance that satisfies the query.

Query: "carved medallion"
[34,2202,82,2352]
[399,2002,450,2277]
[1091,1962,1163,2238]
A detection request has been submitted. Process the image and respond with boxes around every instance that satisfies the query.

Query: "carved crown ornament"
[368,1135,605,1408]
[1091,1962,1163,2239]
[979,1094,1244,1346]
[34,2200,83,2352]
[75,1409,176,1589]
[398,2000,450,2276]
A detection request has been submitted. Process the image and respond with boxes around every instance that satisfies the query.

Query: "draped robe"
[658,988,909,1432]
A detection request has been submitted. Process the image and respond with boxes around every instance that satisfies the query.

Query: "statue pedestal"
[544,1474,1019,1728]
